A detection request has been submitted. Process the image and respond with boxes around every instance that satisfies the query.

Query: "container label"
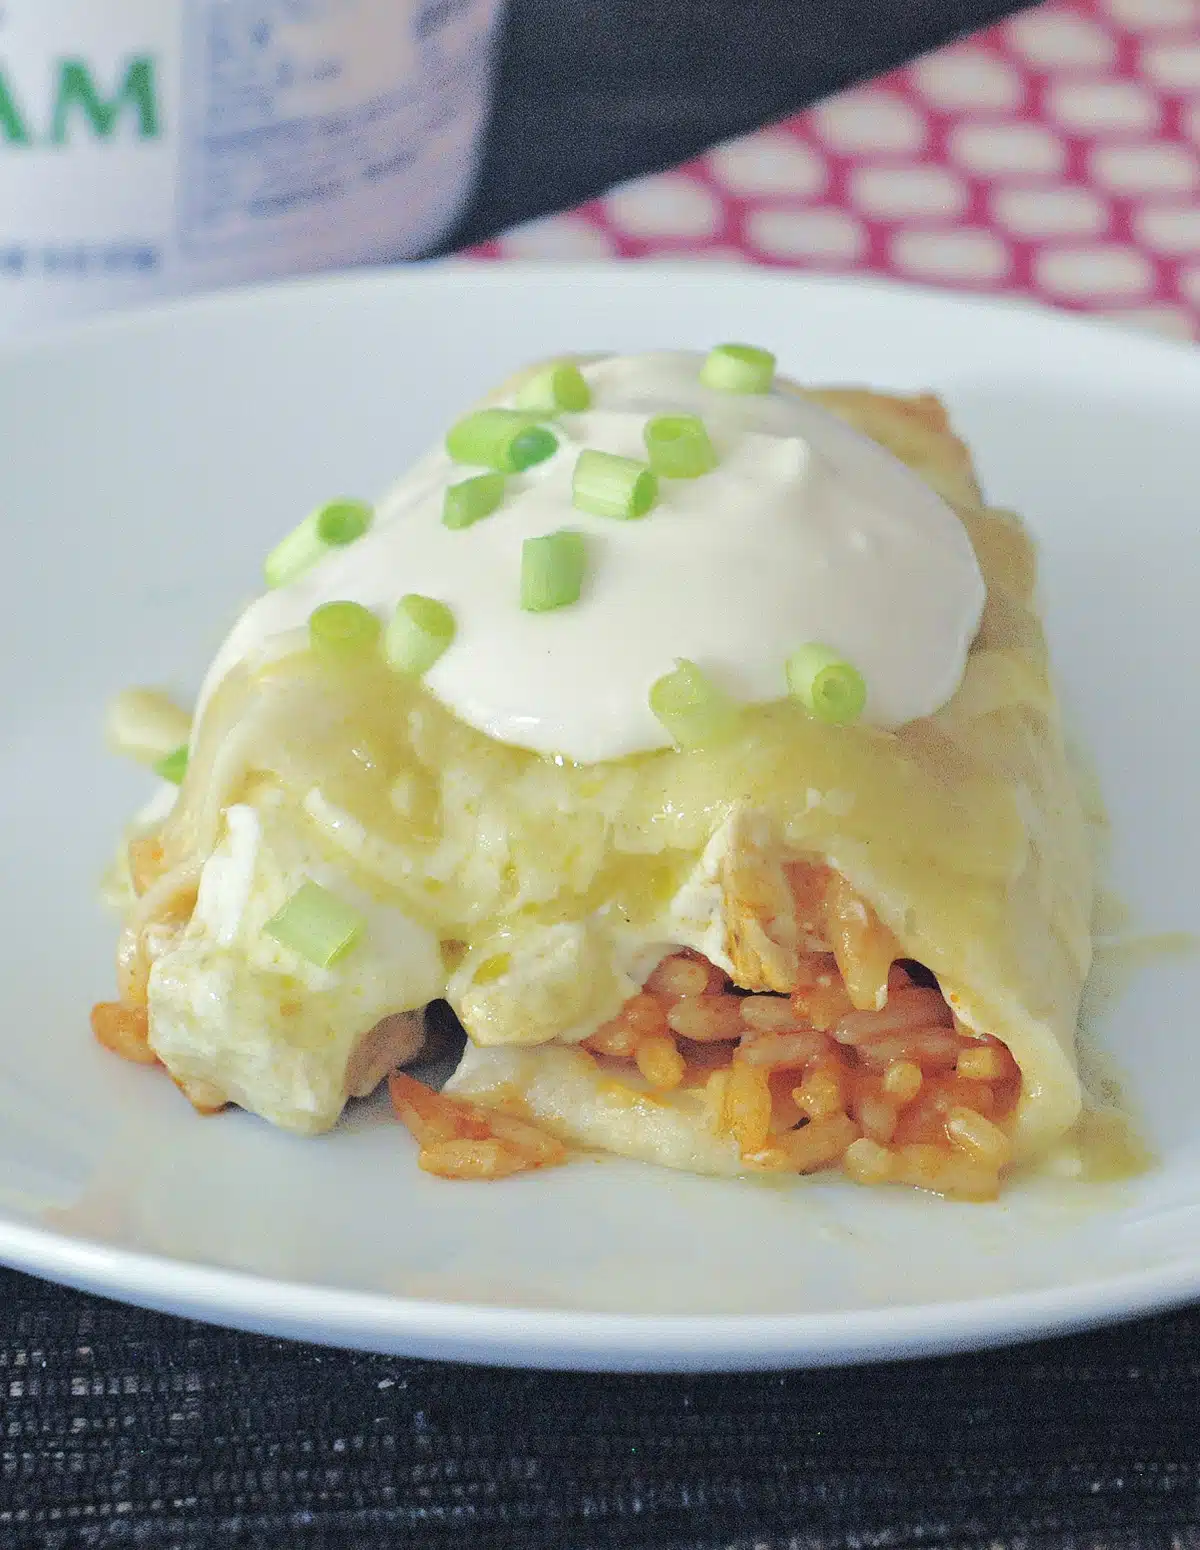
[0,0,498,334]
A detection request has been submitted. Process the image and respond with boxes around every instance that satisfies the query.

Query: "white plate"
[1,264,1197,1372]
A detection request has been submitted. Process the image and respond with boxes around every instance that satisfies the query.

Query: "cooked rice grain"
[833,987,953,1045]
[724,1060,773,1152]
[793,1064,845,1120]
[945,1106,1012,1169]
[418,1139,527,1180]
[646,954,712,1000]
[739,996,805,1033]
[882,1060,924,1102]
[667,997,746,1042]
[739,1029,830,1068]
[635,1033,686,1090]
[843,1136,895,1185]
[90,1002,158,1066]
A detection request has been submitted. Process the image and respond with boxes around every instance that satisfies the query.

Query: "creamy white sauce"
[147,792,446,1133]
[199,351,986,762]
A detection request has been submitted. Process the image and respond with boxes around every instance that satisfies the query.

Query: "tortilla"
[445,380,1091,1171]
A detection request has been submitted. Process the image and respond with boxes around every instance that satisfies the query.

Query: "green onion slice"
[309,600,382,664]
[384,594,456,675]
[446,410,558,472]
[264,881,365,969]
[443,472,506,531]
[648,660,739,748]
[514,362,592,414]
[643,414,718,479]
[521,530,586,612]
[571,449,658,520]
[154,745,189,785]
[699,343,777,395]
[264,499,374,589]
[785,643,868,725]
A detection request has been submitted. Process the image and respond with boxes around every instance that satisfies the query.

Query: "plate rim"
[6,256,1199,368]
[4,1209,1200,1371]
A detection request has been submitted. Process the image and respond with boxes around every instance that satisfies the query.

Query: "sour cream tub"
[0,0,505,337]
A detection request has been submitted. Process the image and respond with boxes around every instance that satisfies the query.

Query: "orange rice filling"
[95,858,1022,1199]
[386,937,1020,1198]
[574,947,1020,1200]
[389,864,1022,1199]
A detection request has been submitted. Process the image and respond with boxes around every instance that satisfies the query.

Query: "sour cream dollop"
[201,351,986,763]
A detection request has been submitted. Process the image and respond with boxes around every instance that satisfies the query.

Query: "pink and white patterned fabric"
[468,0,1200,340]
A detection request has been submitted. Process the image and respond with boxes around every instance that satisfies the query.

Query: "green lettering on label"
[0,68,32,146]
[51,56,160,145]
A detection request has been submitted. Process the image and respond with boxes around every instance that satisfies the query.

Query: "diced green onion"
[643,414,718,479]
[699,343,776,395]
[648,660,739,748]
[515,362,592,414]
[264,880,365,969]
[309,600,382,664]
[384,594,456,675]
[264,499,374,588]
[315,500,374,546]
[154,745,189,785]
[785,644,867,725]
[521,530,586,612]
[443,472,506,530]
[571,449,658,520]
[445,409,558,472]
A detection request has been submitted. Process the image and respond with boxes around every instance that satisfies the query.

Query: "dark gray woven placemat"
[3,1268,1200,1550]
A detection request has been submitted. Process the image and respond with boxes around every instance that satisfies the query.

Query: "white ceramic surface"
[0,264,1197,1371]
